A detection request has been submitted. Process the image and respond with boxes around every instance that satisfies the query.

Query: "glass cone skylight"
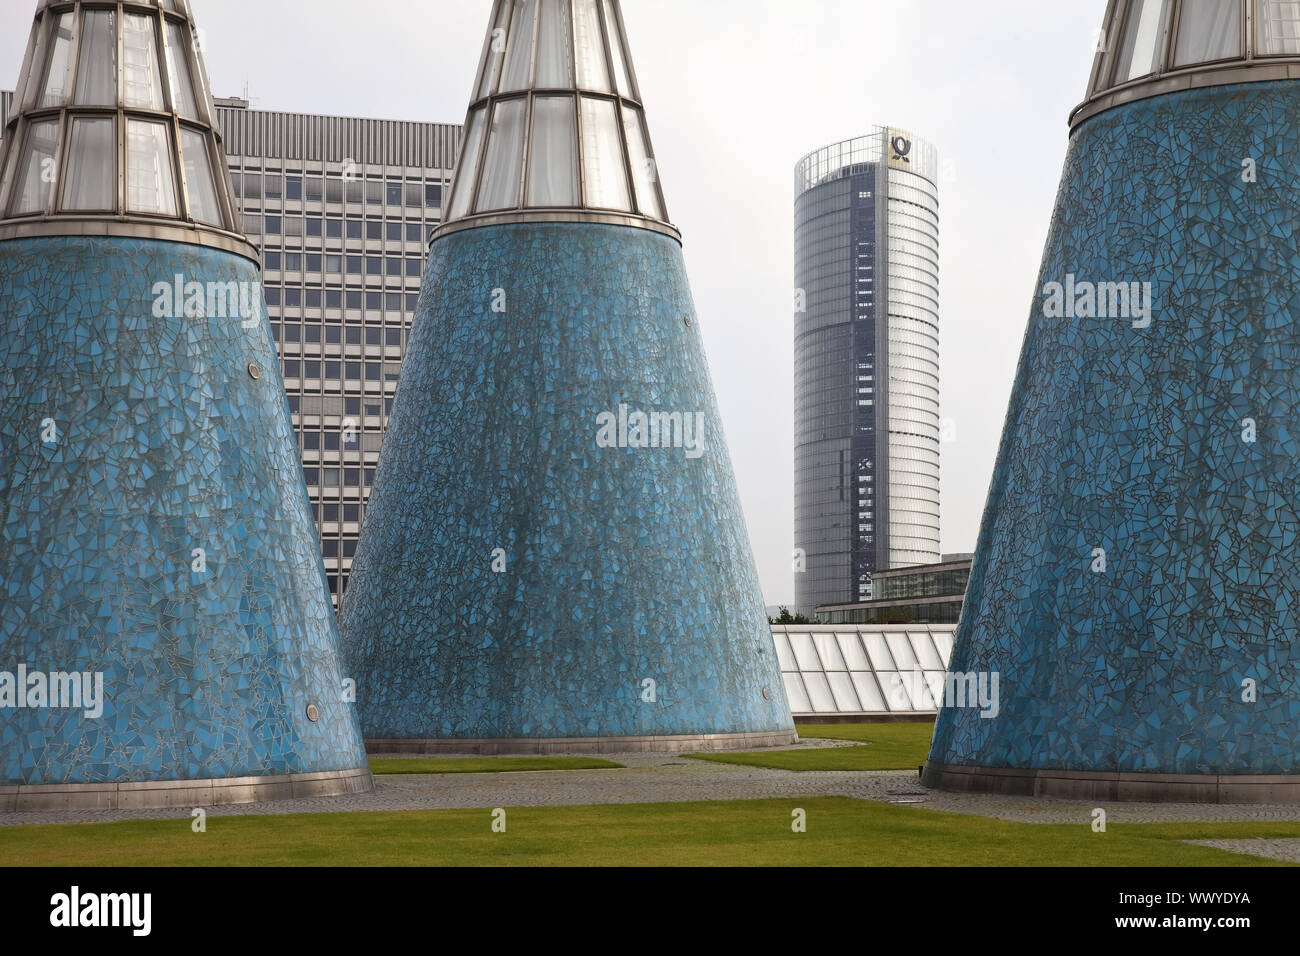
[1077,0,1300,125]
[0,0,240,238]
[443,0,671,233]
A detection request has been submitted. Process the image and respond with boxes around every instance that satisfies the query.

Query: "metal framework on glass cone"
[0,0,250,258]
[436,0,678,243]
[1075,0,1300,127]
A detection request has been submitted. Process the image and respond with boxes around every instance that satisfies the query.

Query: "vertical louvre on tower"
[924,0,1300,803]
[0,0,371,809]
[339,0,796,753]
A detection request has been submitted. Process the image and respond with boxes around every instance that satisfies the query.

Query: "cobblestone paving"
[836,775,1300,826]
[0,755,875,827]
[1184,839,1300,863]
[6,741,1300,867]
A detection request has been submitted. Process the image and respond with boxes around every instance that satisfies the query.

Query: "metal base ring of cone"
[0,768,374,812]
[922,762,1300,805]
[365,731,798,755]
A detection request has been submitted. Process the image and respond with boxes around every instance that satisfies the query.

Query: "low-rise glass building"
[817,556,971,625]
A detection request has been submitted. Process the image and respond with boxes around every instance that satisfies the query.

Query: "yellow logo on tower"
[887,128,915,171]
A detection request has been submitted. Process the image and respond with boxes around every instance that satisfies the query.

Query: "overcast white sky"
[0,0,1110,605]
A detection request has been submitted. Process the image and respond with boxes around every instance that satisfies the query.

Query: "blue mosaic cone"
[925,5,1300,801]
[0,1,369,807]
[338,0,794,751]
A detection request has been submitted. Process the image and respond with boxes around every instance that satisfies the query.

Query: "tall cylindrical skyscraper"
[794,129,941,614]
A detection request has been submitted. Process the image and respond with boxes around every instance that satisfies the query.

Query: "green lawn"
[369,757,623,775]
[684,721,935,771]
[0,797,1291,867]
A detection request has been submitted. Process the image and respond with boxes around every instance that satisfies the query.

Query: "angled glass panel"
[827,672,861,711]
[477,0,515,99]
[622,105,665,219]
[863,632,895,670]
[1113,0,1168,83]
[447,106,487,220]
[475,97,526,212]
[572,0,611,92]
[803,671,836,713]
[850,672,888,712]
[164,20,199,119]
[536,0,574,87]
[788,632,820,671]
[909,631,943,670]
[781,672,812,714]
[0,137,18,213]
[923,671,948,710]
[601,0,633,97]
[10,119,59,215]
[931,629,954,665]
[499,0,538,93]
[879,672,912,711]
[885,631,919,670]
[527,95,578,206]
[909,671,937,709]
[771,632,797,671]
[75,9,118,106]
[813,632,846,670]
[122,14,165,110]
[126,118,177,216]
[185,20,214,118]
[580,95,630,210]
[837,633,871,671]
[37,12,75,109]
[1258,0,1300,53]
[14,12,47,110]
[180,127,221,226]
[63,117,116,211]
[1174,0,1242,66]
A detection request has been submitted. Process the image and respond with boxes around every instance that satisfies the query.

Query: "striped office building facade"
[212,98,461,605]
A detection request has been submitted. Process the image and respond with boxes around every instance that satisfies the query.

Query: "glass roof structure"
[438,0,675,241]
[772,625,956,716]
[1075,0,1300,127]
[0,0,246,254]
